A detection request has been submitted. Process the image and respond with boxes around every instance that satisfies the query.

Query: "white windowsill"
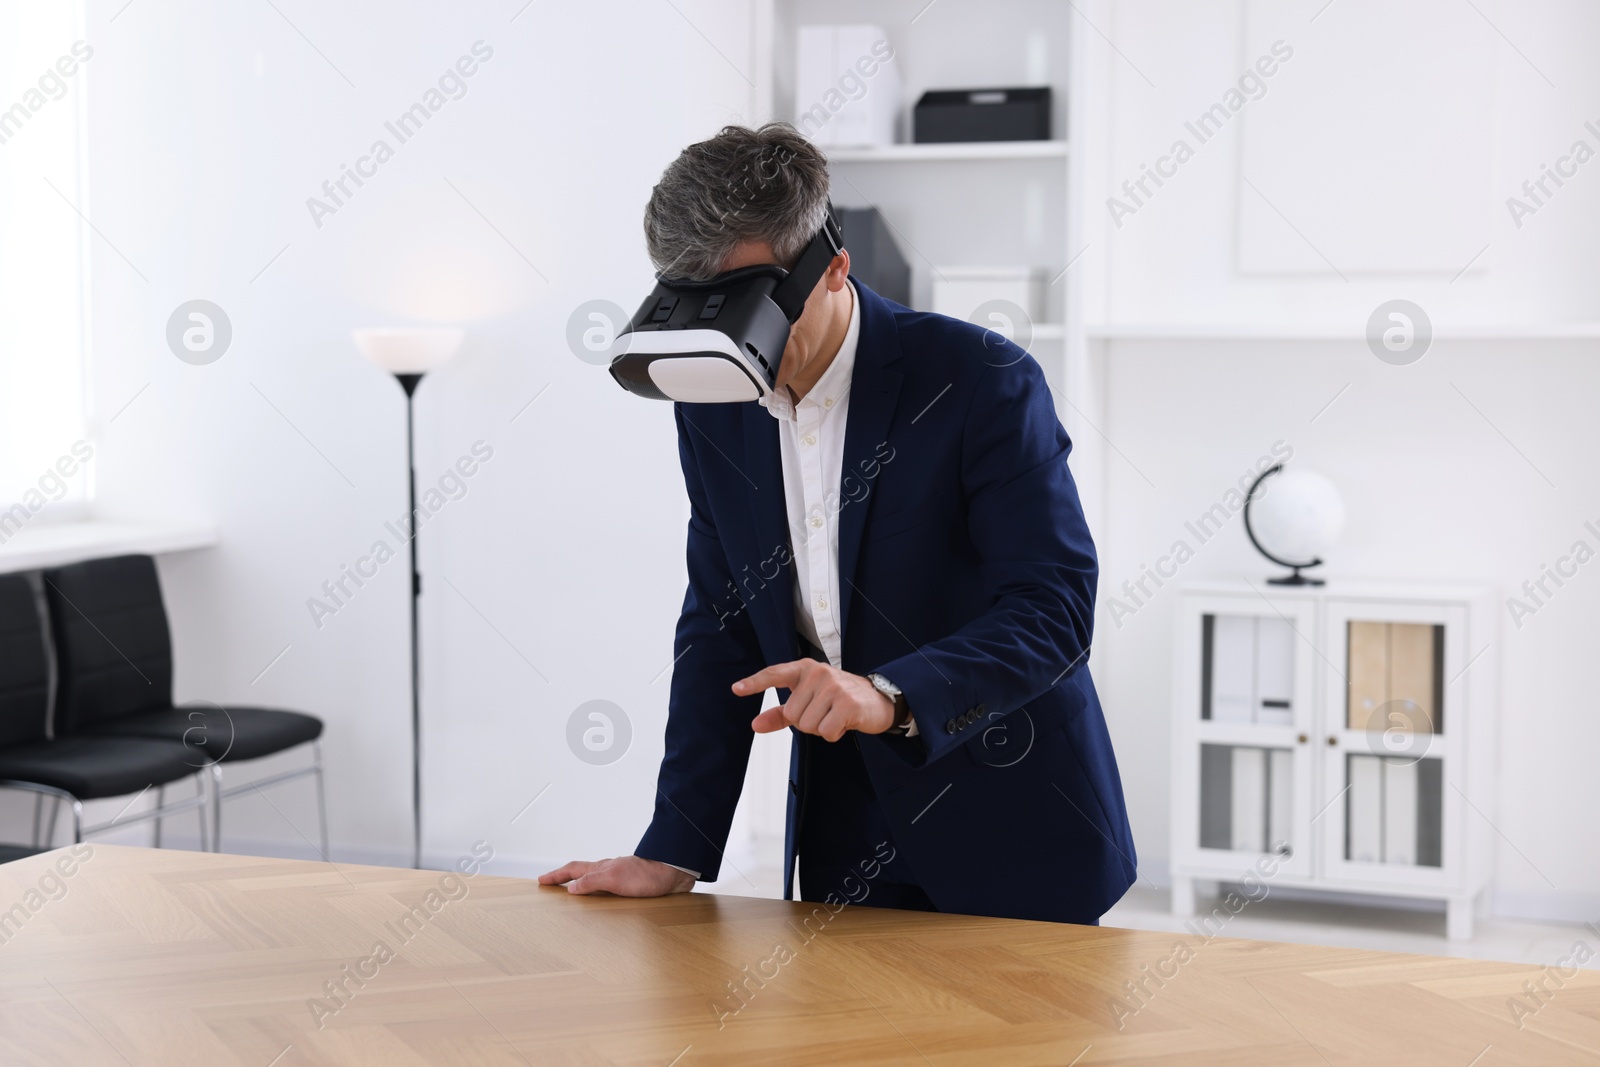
[0,518,218,574]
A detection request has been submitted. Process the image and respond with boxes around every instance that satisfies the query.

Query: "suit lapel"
[836,282,903,641]
[742,402,795,654]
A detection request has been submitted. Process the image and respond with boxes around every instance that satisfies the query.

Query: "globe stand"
[1243,464,1327,587]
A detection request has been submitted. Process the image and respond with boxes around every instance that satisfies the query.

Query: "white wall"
[41,0,1600,925]
[1081,0,1600,921]
[77,0,766,876]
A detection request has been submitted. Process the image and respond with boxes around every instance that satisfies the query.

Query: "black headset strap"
[771,206,844,322]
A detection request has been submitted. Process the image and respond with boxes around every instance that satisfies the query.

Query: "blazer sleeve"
[634,405,768,881]
[872,350,1097,767]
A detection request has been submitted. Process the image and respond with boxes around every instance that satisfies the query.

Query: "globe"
[1251,469,1346,564]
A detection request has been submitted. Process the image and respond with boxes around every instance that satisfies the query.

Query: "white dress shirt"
[759,281,859,670]
[758,283,918,738]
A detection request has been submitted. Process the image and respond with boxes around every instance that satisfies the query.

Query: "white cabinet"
[1170,580,1498,939]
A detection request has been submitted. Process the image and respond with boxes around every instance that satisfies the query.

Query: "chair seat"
[91,706,323,764]
[0,736,200,800]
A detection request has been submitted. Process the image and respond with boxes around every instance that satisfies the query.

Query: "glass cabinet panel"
[1201,614,1295,725]
[1199,743,1296,857]
[1343,754,1443,867]
[1347,620,1443,734]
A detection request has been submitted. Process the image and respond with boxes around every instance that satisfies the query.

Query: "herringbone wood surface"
[0,844,1595,1065]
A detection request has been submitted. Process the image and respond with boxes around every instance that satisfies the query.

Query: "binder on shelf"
[1347,754,1383,863]
[1389,622,1440,733]
[1256,617,1295,726]
[794,25,901,148]
[1230,747,1267,853]
[1382,759,1419,865]
[1209,615,1256,722]
[1267,748,1294,854]
[1347,620,1387,731]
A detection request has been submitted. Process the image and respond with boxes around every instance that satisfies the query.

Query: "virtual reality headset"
[609,207,844,403]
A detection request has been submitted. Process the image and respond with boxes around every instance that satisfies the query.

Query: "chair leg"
[153,783,165,848]
[195,773,209,853]
[31,793,43,847]
[209,765,224,853]
[313,740,329,861]
[45,796,61,848]
[71,799,84,844]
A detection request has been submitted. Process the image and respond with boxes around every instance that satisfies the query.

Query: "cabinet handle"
[1327,735,1338,747]
[1297,733,1308,744]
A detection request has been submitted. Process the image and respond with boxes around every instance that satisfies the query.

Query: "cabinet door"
[1173,593,1317,879]
[1317,600,1466,890]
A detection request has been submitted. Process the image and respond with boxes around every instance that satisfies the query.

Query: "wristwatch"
[868,673,913,736]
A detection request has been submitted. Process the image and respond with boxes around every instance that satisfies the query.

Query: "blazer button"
[945,719,958,734]
[976,704,987,717]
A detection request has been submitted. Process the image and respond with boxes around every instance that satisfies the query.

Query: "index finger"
[733,660,809,696]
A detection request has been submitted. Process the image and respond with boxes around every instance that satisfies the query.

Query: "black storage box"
[838,207,910,308]
[913,87,1052,144]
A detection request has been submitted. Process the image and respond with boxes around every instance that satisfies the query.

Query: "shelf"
[1086,323,1600,342]
[826,140,1069,163]
[0,518,218,574]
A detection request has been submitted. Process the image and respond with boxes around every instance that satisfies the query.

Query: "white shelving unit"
[825,140,1069,163]
[1169,579,1498,939]
[758,0,1079,406]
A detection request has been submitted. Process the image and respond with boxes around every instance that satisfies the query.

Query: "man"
[541,123,1135,924]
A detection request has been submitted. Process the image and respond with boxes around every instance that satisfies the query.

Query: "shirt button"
[802,433,817,446]
[809,516,823,529]
[824,397,835,408]
[815,597,828,611]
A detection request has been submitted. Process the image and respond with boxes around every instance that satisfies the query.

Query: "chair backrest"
[0,573,50,749]
[42,554,174,733]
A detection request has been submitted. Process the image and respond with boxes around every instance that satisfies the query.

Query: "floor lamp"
[352,327,465,869]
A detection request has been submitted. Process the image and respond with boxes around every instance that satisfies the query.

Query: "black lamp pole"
[396,371,424,869]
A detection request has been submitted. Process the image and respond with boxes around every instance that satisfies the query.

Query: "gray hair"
[643,123,831,281]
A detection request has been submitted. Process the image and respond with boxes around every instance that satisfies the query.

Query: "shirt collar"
[758,281,859,422]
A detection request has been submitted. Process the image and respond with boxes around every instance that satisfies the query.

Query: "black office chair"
[0,571,209,847]
[42,556,328,857]
[41,555,327,856]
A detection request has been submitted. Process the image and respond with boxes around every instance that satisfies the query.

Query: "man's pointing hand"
[737,659,897,741]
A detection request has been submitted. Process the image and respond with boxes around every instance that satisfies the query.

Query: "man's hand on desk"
[538,856,695,896]
[738,660,898,741]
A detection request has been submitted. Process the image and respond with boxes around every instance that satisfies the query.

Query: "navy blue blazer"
[635,279,1136,924]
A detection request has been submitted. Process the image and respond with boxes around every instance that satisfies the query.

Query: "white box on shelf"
[931,267,1044,322]
[794,25,899,148]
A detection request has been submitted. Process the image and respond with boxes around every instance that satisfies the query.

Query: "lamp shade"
[352,327,465,375]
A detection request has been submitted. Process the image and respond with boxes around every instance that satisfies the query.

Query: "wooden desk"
[1,845,1595,1065]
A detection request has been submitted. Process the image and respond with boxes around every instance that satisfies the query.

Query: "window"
[0,0,91,532]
